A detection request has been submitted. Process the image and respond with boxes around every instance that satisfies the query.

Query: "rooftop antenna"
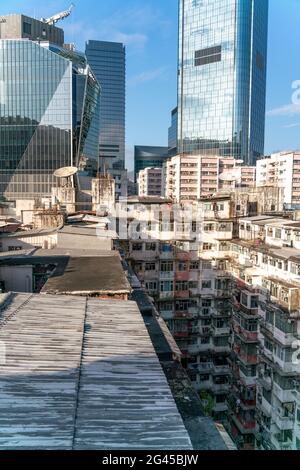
[41,3,75,26]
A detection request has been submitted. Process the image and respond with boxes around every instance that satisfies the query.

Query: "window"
[241,293,248,307]
[195,45,222,67]
[145,281,157,292]
[160,302,173,312]
[275,229,282,239]
[145,262,156,271]
[146,243,156,251]
[160,281,173,292]
[160,261,173,272]
[200,374,210,382]
[202,280,212,289]
[132,243,142,251]
[175,300,189,312]
[256,51,264,70]
[178,261,187,272]
[176,281,189,291]
[250,296,258,309]
[190,261,199,270]
[23,22,32,35]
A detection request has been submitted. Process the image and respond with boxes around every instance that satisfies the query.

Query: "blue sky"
[1,0,300,169]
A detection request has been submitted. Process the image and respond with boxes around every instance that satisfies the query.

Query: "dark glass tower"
[85,40,126,198]
[178,0,269,165]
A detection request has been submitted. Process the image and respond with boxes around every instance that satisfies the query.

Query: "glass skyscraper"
[178,0,269,165]
[0,37,100,200]
[85,40,126,198]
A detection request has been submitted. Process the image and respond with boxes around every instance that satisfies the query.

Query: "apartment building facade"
[138,168,163,197]
[124,187,300,450]
[256,152,300,209]
[162,155,256,202]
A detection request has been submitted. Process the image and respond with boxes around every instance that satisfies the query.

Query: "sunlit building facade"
[0,39,100,200]
[177,0,269,165]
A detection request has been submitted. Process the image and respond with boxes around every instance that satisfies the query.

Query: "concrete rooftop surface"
[0,293,193,450]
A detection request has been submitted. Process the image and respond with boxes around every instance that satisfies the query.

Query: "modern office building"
[0,13,64,45]
[177,0,269,165]
[168,107,178,157]
[0,28,100,202]
[85,40,126,199]
[134,145,169,183]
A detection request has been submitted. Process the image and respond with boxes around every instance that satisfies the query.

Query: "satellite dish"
[54,166,78,178]
[219,169,240,182]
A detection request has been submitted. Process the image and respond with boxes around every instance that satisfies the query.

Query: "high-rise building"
[138,167,163,197]
[162,154,256,202]
[0,18,100,202]
[134,145,169,183]
[0,14,64,45]
[168,107,178,157]
[85,40,126,199]
[256,152,300,209]
[177,0,269,165]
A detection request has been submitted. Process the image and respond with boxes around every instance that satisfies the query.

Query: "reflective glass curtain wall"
[0,40,72,199]
[0,40,100,200]
[178,0,268,165]
[85,40,125,174]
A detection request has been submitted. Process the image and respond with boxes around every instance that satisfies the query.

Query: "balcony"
[160,251,174,260]
[160,311,174,321]
[230,413,257,434]
[212,383,230,394]
[257,374,272,392]
[175,271,190,282]
[233,345,258,365]
[188,343,213,354]
[175,251,191,261]
[214,402,228,413]
[212,325,231,337]
[273,433,293,451]
[213,364,231,375]
[174,290,189,299]
[273,383,295,403]
[159,291,174,300]
[159,271,174,280]
[274,413,295,431]
[233,323,258,343]
[194,380,213,391]
[257,396,272,417]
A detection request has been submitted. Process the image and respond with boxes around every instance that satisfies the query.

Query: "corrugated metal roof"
[0,294,192,450]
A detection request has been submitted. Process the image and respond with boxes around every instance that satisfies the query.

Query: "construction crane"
[41,3,75,26]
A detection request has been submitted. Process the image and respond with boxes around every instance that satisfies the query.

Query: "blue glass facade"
[85,41,125,174]
[178,0,268,165]
[134,145,169,183]
[0,40,100,200]
[168,107,178,157]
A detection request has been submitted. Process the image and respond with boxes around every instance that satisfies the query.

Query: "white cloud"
[267,103,300,117]
[128,67,168,86]
[63,4,170,53]
[282,122,300,128]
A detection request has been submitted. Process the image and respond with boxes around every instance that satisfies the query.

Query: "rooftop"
[41,253,131,296]
[0,293,192,450]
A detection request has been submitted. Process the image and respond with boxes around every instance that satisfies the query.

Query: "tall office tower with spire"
[177,0,269,165]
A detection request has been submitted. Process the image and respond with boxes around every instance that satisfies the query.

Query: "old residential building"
[138,168,163,197]
[162,155,256,202]
[256,152,300,209]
